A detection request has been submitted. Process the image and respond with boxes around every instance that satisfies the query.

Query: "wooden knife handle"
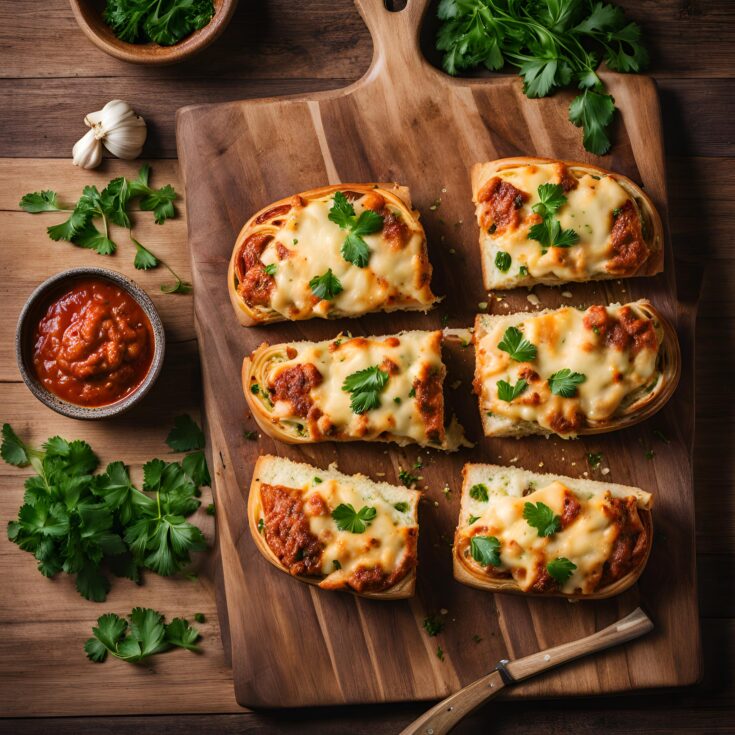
[399,607,653,735]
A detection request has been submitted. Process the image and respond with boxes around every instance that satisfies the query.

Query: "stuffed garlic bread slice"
[248,455,419,599]
[229,183,437,325]
[453,463,653,599]
[473,300,680,438]
[243,330,468,450]
[471,157,664,289]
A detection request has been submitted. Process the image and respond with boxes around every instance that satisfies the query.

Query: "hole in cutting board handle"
[384,0,408,11]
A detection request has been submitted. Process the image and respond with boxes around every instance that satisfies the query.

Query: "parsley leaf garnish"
[423,613,445,637]
[393,502,410,513]
[264,263,277,276]
[436,0,647,154]
[495,250,511,272]
[84,607,201,664]
[528,183,579,252]
[546,557,577,585]
[523,501,561,537]
[331,503,377,534]
[309,269,343,300]
[470,535,501,566]
[328,191,384,268]
[398,469,419,487]
[497,378,528,402]
[587,452,603,470]
[469,483,488,502]
[498,326,537,362]
[548,369,586,397]
[342,365,389,414]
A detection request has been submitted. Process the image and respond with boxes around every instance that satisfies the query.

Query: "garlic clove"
[84,109,103,128]
[97,99,147,160]
[72,128,103,169]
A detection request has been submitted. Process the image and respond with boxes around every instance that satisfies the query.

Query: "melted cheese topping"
[265,331,444,445]
[298,477,415,587]
[250,191,434,318]
[458,481,619,594]
[477,163,632,286]
[475,304,660,435]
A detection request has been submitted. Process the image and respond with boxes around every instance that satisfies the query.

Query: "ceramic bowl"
[16,267,165,419]
[68,0,238,65]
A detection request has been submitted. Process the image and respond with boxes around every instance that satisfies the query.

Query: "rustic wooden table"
[0,1,732,732]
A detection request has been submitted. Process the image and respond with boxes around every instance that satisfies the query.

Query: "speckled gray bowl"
[16,267,165,419]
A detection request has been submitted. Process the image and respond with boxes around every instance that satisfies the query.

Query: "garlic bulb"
[72,100,147,169]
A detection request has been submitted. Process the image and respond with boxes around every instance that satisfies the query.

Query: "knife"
[400,606,653,735]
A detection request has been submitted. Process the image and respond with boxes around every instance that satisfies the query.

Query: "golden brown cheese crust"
[229,184,436,325]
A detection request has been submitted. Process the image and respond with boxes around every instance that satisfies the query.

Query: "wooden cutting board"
[176,0,701,708]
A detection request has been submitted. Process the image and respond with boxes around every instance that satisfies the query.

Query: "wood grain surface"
[177,0,700,708]
[0,0,733,732]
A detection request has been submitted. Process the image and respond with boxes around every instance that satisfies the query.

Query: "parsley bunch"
[104,0,214,46]
[2,416,209,602]
[436,0,649,154]
[85,607,200,663]
[342,365,390,414]
[20,164,190,294]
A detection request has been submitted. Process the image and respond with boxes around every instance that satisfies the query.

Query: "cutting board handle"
[354,0,431,75]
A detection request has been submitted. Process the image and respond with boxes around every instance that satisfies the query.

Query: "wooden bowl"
[69,0,238,65]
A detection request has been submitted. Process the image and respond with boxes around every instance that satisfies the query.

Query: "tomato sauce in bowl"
[31,278,154,407]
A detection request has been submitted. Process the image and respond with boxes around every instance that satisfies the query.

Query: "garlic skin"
[72,128,103,169]
[72,100,147,168]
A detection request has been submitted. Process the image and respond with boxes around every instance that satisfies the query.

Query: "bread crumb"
[561,291,573,298]
[601,467,611,475]
[527,293,540,306]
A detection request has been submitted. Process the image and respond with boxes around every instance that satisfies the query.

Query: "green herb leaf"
[470,535,501,566]
[497,378,528,402]
[495,250,511,272]
[341,232,371,268]
[264,263,277,276]
[342,365,389,414]
[393,502,410,513]
[569,88,616,156]
[20,190,64,213]
[398,469,419,488]
[546,556,577,585]
[1,423,30,467]
[469,483,488,502]
[423,613,444,637]
[327,191,356,228]
[497,326,537,362]
[182,451,211,487]
[166,415,205,452]
[133,238,159,270]
[523,501,561,537]
[309,269,343,300]
[329,192,383,268]
[548,369,586,397]
[331,503,377,534]
[587,452,603,470]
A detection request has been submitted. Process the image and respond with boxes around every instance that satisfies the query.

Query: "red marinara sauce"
[32,279,154,407]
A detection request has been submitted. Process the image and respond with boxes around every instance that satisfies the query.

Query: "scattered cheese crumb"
[440,608,448,615]
[510,457,518,463]
[538,462,544,467]
[561,291,573,298]
[433,501,439,507]
[571,462,576,466]
[449,247,456,254]
[441,187,447,194]
[478,301,488,310]
[527,293,540,306]
[583,471,589,477]
[601,467,611,475]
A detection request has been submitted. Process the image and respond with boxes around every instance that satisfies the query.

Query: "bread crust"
[471,156,664,290]
[452,462,653,599]
[228,183,435,325]
[248,455,418,599]
[474,299,680,437]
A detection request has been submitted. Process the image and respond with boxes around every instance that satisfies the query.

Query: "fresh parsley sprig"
[331,503,377,534]
[497,378,528,402]
[548,369,586,397]
[546,556,577,585]
[523,501,561,537]
[328,191,384,268]
[20,164,190,294]
[470,535,501,566]
[469,483,489,502]
[528,183,579,252]
[2,417,209,601]
[436,0,648,154]
[84,607,201,664]
[309,269,343,300]
[342,365,389,414]
[498,326,537,362]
